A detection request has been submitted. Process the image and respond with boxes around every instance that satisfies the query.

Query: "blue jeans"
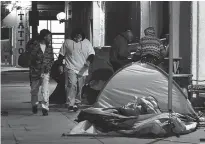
[65,69,85,107]
[30,73,50,110]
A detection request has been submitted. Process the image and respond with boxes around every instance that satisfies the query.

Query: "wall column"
[93,1,105,47]
[140,1,150,37]
[65,1,72,39]
[140,1,163,38]
[191,1,205,83]
[169,1,180,58]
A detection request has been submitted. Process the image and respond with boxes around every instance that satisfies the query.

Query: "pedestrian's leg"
[65,70,78,108]
[30,79,40,113]
[41,73,50,115]
[76,76,86,104]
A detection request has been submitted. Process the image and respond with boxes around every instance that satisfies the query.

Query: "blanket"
[70,96,198,137]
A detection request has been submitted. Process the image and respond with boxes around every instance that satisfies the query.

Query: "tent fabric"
[94,62,196,116]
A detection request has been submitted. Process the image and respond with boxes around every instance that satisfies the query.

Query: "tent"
[94,62,196,116]
[68,62,199,137]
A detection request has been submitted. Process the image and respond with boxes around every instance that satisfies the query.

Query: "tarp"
[72,98,198,137]
[94,62,197,116]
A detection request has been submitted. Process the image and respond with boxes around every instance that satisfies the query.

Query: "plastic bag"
[69,120,98,134]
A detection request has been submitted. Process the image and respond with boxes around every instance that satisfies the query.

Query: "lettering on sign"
[18,48,24,54]
[18,12,24,20]
[18,31,24,37]
[17,11,25,54]
[15,9,30,66]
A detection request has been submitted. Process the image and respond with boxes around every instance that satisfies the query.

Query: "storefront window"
[38,20,49,33]
[51,20,65,33]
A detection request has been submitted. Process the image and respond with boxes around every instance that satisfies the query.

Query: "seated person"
[139,27,167,65]
[109,28,134,72]
[82,68,113,105]
[82,52,114,105]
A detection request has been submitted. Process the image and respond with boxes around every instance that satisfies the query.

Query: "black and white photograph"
[1,1,205,144]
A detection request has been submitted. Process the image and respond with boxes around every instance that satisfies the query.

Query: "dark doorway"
[161,1,169,38]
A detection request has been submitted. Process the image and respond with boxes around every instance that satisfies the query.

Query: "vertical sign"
[15,10,29,67]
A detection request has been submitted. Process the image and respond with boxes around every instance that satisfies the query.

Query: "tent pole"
[168,1,173,114]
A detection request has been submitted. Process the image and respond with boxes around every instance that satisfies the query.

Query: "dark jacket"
[29,40,54,81]
[109,33,131,70]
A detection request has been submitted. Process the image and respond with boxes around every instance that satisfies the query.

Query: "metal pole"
[196,1,199,84]
[168,2,173,113]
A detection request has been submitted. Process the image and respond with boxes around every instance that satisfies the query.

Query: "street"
[1,71,205,144]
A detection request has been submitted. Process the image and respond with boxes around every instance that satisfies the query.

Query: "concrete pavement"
[1,69,205,144]
[1,76,100,144]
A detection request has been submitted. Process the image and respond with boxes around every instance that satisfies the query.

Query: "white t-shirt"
[59,39,95,76]
[40,43,46,53]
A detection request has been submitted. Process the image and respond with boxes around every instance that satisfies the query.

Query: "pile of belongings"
[70,96,198,137]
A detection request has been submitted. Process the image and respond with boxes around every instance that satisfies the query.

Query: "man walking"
[59,28,95,111]
[29,29,54,116]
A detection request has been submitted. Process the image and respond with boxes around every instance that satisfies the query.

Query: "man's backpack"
[18,39,35,68]
[50,55,64,83]
[18,51,31,68]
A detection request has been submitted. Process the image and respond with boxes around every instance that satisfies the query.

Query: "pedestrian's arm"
[29,43,38,66]
[85,41,95,66]
[48,46,54,70]
[58,41,67,74]
[58,41,66,64]
[43,46,54,73]
[59,41,67,58]
[117,39,129,58]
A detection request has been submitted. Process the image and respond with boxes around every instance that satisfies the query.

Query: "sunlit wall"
[93,1,105,47]
[192,1,205,83]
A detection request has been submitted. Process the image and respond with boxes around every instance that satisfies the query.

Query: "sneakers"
[42,108,48,116]
[73,105,78,112]
[68,105,78,112]
[32,105,48,116]
[32,105,38,114]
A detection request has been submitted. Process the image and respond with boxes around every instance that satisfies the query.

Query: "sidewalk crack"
[94,136,105,144]
[54,108,78,125]
[8,124,11,128]
[24,126,30,131]
[12,132,20,144]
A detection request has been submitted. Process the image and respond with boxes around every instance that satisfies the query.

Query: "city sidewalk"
[2,90,205,144]
[1,67,205,144]
[1,81,104,144]
[2,99,205,144]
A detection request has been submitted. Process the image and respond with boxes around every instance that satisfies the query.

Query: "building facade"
[1,1,204,82]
